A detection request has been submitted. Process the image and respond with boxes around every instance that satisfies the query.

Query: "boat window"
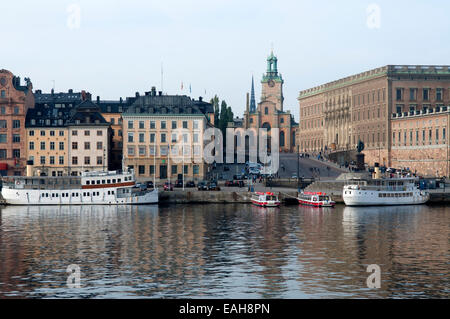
[96,180,100,185]
[118,179,121,183]
[112,179,116,183]
[111,191,114,194]
[107,179,111,184]
[86,181,90,185]
[102,180,105,184]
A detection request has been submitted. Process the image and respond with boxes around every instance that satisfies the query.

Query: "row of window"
[392,128,446,145]
[85,176,131,185]
[127,145,202,156]
[0,119,21,128]
[133,164,200,176]
[0,134,21,143]
[378,192,414,198]
[28,130,103,137]
[29,141,66,151]
[127,132,200,143]
[0,106,21,115]
[29,155,104,165]
[40,191,115,198]
[127,120,200,130]
[0,149,20,159]
[396,88,444,102]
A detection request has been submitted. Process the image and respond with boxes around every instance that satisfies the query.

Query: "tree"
[210,95,220,126]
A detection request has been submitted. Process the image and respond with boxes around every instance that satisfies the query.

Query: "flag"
[189,84,191,94]
[181,82,183,91]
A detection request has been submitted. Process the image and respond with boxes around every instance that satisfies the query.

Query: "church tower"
[261,50,284,111]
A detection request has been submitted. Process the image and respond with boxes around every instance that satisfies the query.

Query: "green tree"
[210,95,220,126]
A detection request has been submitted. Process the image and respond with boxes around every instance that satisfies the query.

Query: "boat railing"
[344,185,413,191]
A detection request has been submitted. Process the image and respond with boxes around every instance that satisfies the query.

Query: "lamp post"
[297,145,300,192]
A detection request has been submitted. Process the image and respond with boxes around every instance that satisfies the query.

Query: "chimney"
[199,96,203,102]
[69,89,73,93]
[158,91,162,96]
[136,92,140,97]
[151,86,156,96]
[120,97,123,103]
[96,96,100,103]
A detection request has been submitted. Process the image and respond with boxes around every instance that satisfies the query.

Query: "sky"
[2,0,450,121]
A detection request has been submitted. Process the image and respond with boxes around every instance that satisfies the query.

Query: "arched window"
[280,131,285,147]
[265,107,269,115]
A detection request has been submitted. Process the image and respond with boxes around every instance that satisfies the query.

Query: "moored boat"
[0,169,158,205]
[251,192,280,207]
[342,176,429,206]
[298,191,335,207]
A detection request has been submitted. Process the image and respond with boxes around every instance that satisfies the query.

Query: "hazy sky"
[2,0,450,121]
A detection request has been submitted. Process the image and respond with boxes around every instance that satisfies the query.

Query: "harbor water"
[0,203,448,298]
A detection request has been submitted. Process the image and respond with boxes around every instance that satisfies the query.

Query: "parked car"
[198,181,208,191]
[175,180,183,188]
[208,181,220,191]
[291,174,298,179]
[225,180,237,187]
[164,182,174,191]
[145,181,154,189]
[185,181,196,188]
[135,183,147,191]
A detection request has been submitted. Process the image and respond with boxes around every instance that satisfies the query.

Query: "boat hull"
[1,187,158,206]
[251,200,280,208]
[298,199,335,207]
[343,190,429,206]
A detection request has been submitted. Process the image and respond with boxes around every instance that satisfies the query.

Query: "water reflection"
[0,204,448,298]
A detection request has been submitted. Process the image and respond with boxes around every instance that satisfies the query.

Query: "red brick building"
[298,65,450,175]
[0,69,34,176]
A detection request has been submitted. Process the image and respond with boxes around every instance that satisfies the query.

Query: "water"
[0,203,448,298]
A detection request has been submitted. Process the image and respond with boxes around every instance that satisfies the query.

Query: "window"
[72,157,78,165]
[40,142,45,150]
[161,133,166,143]
[193,121,199,129]
[59,142,64,150]
[150,121,156,129]
[128,133,134,143]
[59,156,64,165]
[161,121,166,129]
[59,131,64,136]
[183,121,188,129]
[13,134,20,143]
[172,121,177,129]
[265,107,268,115]
[0,90,5,97]
[84,142,90,150]
[149,165,155,175]
[97,156,102,165]
[0,120,6,128]
[396,105,403,114]
[150,133,155,143]
[396,88,403,101]
[72,130,78,136]
[139,146,146,156]
[0,149,6,159]
[436,129,439,142]
[184,165,188,174]
[0,107,5,114]
[29,141,34,150]
[0,134,6,143]
[97,142,103,150]
[128,147,135,156]
[97,130,103,136]
[29,130,34,136]
[436,88,443,101]
[423,88,429,101]
[171,133,177,143]
[409,88,417,101]
[139,133,145,143]
[193,165,199,175]
[84,157,90,165]
[84,130,90,136]
[50,142,55,150]
[139,121,145,129]
[72,142,78,150]
[443,128,446,141]
[50,156,55,165]
[12,149,20,158]
[139,165,145,175]
[40,156,45,164]
[13,107,19,114]
[128,121,134,129]
[50,130,55,136]
[171,165,177,174]
[12,120,20,128]
[193,133,199,143]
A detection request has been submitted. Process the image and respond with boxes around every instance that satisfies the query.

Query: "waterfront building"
[390,107,449,177]
[243,52,298,153]
[122,88,214,182]
[0,69,34,176]
[298,65,450,171]
[25,100,110,176]
[96,95,136,170]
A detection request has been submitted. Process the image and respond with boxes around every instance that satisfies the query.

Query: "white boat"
[343,177,429,206]
[251,192,280,207]
[298,191,335,207]
[1,169,158,205]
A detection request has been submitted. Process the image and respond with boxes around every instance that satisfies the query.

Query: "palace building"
[298,65,450,174]
[243,52,298,153]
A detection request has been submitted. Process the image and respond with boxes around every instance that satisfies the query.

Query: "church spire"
[250,75,256,113]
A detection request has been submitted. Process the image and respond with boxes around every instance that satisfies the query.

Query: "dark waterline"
[0,204,448,298]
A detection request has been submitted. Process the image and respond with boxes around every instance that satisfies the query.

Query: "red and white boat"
[298,191,335,207]
[251,192,281,207]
